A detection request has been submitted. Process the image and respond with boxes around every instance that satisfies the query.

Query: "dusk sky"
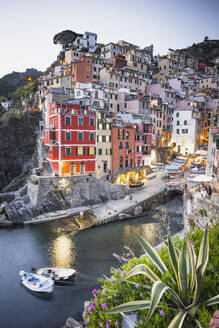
[0,0,218,77]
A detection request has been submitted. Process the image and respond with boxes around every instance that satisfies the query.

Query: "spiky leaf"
[187,237,196,291]
[196,228,209,275]
[137,234,168,274]
[147,281,169,321]
[168,311,187,328]
[178,241,187,292]
[106,300,150,314]
[168,234,179,288]
[206,295,219,307]
[122,264,160,283]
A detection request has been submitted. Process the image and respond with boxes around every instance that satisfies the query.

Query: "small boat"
[129,182,144,188]
[19,271,54,293]
[33,267,76,281]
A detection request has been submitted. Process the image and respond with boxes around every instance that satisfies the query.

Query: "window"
[90,118,95,126]
[98,148,102,155]
[125,142,129,149]
[89,132,95,141]
[65,116,71,125]
[65,147,71,156]
[177,121,180,126]
[78,132,83,141]
[78,117,84,126]
[65,132,71,141]
[120,157,123,168]
[119,142,123,149]
[124,103,127,109]
[102,136,106,142]
[176,112,179,117]
[76,147,85,155]
[184,120,187,125]
[62,104,66,111]
[126,131,129,140]
[177,129,180,134]
[88,147,94,155]
[182,129,188,134]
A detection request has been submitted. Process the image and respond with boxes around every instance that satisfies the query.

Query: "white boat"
[19,271,54,293]
[34,267,76,281]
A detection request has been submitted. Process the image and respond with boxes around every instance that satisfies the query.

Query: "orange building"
[72,56,93,86]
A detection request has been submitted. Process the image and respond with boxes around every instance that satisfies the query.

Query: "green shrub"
[84,224,219,327]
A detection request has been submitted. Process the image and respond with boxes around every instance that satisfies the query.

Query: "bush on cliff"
[84,223,219,327]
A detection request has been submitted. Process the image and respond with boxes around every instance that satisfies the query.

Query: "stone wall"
[184,184,219,231]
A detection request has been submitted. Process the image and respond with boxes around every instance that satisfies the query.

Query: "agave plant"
[106,229,219,327]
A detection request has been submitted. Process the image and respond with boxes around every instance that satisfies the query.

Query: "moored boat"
[19,271,54,293]
[129,182,144,188]
[33,267,76,281]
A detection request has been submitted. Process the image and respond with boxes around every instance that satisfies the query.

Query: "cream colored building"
[96,110,112,179]
[100,67,147,93]
[125,53,148,73]
[158,58,182,74]
[199,77,219,90]
[65,49,83,64]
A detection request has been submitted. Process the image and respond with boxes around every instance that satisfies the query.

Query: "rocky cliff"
[0,68,42,98]
[177,38,219,66]
[0,111,42,191]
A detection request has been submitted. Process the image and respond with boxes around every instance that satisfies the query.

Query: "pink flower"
[100,323,104,327]
[91,302,96,308]
[106,324,110,328]
[160,310,165,316]
[115,321,119,326]
[92,289,98,296]
[101,302,107,309]
[140,292,143,297]
[88,306,92,312]
[101,290,106,295]
[136,283,140,288]
[87,317,91,323]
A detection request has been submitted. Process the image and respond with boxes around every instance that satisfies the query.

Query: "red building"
[44,102,96,176]
[109,55,127,69]
[111,123,135,173]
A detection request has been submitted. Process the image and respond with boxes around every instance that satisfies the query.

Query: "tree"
[53,30,79,50]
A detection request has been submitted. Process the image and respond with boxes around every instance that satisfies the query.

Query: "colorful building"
[44,102,96,176]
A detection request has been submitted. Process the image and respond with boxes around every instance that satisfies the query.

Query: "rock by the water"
[64,317,83,328]
[133,205,143,216]
[122,313,138,328]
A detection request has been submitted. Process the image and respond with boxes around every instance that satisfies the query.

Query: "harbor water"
[0,196,183,328]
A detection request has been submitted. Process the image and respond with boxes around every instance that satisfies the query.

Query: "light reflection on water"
[50,234,76,268]
[123,221,161,247]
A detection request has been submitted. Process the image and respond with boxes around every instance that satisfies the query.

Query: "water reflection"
[123,221,163,247]
[50,235,76,268]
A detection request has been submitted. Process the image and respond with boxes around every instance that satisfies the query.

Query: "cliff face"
[0,68,42,98]
[0,111,42,191]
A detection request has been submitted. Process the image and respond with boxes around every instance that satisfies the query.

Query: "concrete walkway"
[92,170,166,222]
[22,170,166,226]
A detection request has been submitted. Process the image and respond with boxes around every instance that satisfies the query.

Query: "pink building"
[135,122,152,166]
[118,89,150,119]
